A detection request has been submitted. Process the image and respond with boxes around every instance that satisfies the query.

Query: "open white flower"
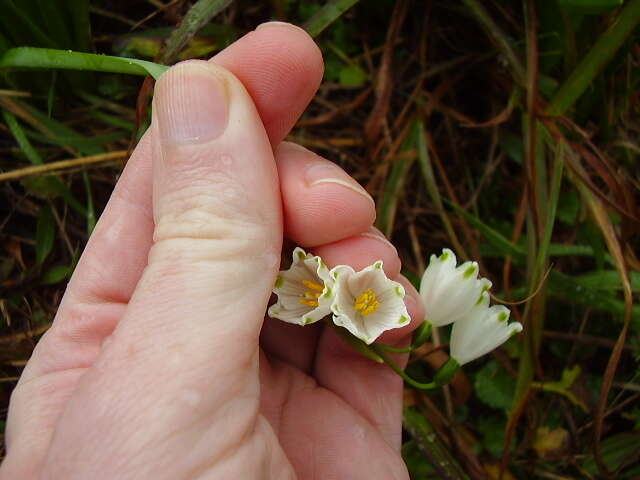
[450,293,522,365]
[330,261,410,344]
[419,248,492,327]
[268,247,334,325]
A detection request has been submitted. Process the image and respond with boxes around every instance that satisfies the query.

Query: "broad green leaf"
[476,415,513,457]
[474,360,516,410]
[582,432,640,475]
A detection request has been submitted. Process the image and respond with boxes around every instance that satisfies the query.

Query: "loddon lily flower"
[268,247,334,326]
[419,248,492,327]
[450,293,523,365]
[331,261,410,344]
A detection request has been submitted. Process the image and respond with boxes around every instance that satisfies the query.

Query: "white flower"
[268,247,334,325]
[450,293,522,365]
[330,261,410,344]
[419,248,492,327]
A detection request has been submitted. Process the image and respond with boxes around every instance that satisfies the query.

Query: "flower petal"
[269,247,334,325]
[450,300,521,365]
[419,249,492,327]
[331,262,409,344]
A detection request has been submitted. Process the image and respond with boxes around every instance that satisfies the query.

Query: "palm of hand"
[257,326,409,479]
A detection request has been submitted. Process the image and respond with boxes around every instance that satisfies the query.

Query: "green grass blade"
[0,0,58,47]
[2,109,44,165]
[416,120,467,259]
[461,0,526,85]
[403,408,470,479]
[2,109,87,215]
[533,142,564,285]
[35,206,55,265]
[0,47,168,79]
[160,0,234,64]
[27,130,126,154]
[376,122,418,237]
[304,0,361,37]
[447,200,526,259]
[546,0,640,115]
[82,171,96,233]
[547,271,640,323]
[66,0,91,52]
[36,0,74,49]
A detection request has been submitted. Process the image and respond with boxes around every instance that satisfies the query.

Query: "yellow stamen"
[299,299,319,307]
[302,279,324,292]
[353,289,380,316]
[299,279,323,308]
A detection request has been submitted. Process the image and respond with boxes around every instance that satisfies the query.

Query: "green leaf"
[0,47,168,80]
[2,110,44,165]
[158,0,234,64]
[556,190,581,224]
[474,360,516,410]
[66,0,91,52]
[447,201,526,259]
[21,176,86,216]
[338,64,367,86]
[402,441,436,478]
[0,0,58,48]
[547,271,640,322]
[581,432,640,475]
[377,121,418,236]
[304,0,361,37]
[41,263,74,285]
[35,206,55,265]
[573,270,640,292]
[546,0,640,115]
[476,415,512,457]
[559,0,623,14]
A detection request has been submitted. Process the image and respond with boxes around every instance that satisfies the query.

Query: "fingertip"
[277,143,376,246]
[311,228,401,278]
[212,25,323,144]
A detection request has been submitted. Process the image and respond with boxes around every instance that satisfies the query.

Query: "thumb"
[41,61,283,477]
[126,59,282,378]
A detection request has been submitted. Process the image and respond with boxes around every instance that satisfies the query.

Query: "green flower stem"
[433,358,461,386]
[411,320,433,348]
[372,343,414,354]
[371,345,437,390]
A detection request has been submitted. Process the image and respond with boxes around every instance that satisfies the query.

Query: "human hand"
[1,23,423,480]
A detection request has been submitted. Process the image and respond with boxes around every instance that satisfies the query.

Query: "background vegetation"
[0,0,638,478]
